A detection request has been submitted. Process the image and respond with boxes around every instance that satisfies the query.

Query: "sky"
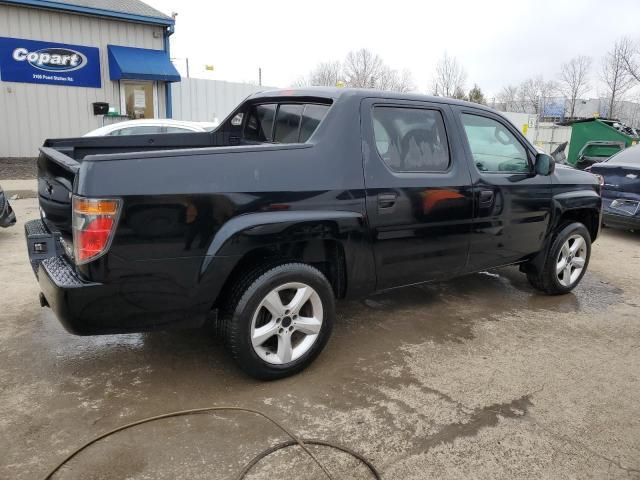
[146,0,640,99]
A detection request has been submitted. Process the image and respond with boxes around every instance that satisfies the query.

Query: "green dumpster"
[567,118,639,168]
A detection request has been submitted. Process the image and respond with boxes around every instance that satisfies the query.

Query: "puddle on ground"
[26,266,624,382]
[329,267,624,358]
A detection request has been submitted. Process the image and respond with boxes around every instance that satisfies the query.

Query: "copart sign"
[0,37,100,88]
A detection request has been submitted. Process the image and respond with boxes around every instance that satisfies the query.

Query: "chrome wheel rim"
[250,282,323,365]
[556,234,587,287]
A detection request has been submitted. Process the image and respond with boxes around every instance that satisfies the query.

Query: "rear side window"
[243,102,330,144]
[372,107,450,172]
[244,104,277,142]
[606,145,640,165]
[274,104,304,142]
[300,104,330,142]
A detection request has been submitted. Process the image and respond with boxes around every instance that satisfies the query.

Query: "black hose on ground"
[41,406,382,480]
[236,439,382,479]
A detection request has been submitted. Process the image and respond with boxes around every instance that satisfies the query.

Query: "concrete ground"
[1,196,639,480]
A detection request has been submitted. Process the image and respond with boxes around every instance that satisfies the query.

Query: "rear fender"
[199,210,375,302]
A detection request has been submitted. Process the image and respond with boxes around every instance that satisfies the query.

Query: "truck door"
[362,99,474,290]
[453,107,553,270]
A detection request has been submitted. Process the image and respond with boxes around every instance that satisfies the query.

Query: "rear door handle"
[479,190,494,206]
[377,193,397,212]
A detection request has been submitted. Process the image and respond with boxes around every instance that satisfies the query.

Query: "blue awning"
[107,45,180,82]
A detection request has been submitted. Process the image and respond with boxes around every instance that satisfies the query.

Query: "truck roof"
[249,87,496,112]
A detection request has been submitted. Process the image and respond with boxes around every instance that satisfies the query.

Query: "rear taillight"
[72,196,121,264]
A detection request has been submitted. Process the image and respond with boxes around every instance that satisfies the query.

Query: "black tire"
[526,222,591,295]
[221,263,335,380]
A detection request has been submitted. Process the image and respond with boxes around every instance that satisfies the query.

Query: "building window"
[120,81,158,119]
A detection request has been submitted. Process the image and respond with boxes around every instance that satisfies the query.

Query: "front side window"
[461,114,529,173]
[372,107,450,172]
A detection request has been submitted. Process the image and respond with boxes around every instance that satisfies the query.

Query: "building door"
[120,81,158,119]
[361,98,474,290]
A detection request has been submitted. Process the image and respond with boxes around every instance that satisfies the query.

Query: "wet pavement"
[1,197,639,479]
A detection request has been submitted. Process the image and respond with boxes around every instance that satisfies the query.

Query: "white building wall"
[0,4,166,157]
[171,78,267,123]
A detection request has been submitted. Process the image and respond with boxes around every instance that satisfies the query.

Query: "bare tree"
[559,56,592,118]
[618,36,640,82]
[601,37,636,118]
[343,48,384,88]
[497,85,521,111]
[432,52,467,97]
[294,61,343,87]
[298,49,413,92]
[518,76,558,115]
[377,67,414,92]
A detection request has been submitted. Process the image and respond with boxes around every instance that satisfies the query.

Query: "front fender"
[524,188,601,276]
[551,189,601,217]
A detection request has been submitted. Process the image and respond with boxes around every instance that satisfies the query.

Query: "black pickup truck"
[26,88,601,379]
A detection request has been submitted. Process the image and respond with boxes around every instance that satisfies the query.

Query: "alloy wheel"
[556,234,587,287]
[250,282,323,365]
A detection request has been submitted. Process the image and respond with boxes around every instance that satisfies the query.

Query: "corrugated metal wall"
[171,77,267,123]
[0,4,165,157]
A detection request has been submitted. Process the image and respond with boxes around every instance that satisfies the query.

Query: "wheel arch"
[198,210,375,309]
[551,190,602,242]
[522,191,600,277]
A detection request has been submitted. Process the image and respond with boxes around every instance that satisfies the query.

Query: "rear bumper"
[603,212,640,230]
[37,256,104,335]
[602,196,640,230]
[25,219,208,335]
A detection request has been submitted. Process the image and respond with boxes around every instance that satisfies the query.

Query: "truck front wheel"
[221,263,335,380]
[526,222,592,295]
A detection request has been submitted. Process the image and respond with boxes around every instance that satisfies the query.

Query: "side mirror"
[534,153,555,176]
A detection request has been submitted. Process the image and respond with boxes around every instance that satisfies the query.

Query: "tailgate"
[37,146,79,234]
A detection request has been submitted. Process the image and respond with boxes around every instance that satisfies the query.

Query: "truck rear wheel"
[526,222,591,295]
[221,263,335,380]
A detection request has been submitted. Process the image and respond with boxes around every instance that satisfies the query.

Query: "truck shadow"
[35,266,623,390]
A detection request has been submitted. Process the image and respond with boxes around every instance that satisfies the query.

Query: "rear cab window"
[372,106,450,172]
[242,101,330,144]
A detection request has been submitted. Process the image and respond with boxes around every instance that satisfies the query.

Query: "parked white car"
[84,119,219,137]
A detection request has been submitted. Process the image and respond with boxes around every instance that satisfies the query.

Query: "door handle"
[377,192,397,212]
[479,190,494,206]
